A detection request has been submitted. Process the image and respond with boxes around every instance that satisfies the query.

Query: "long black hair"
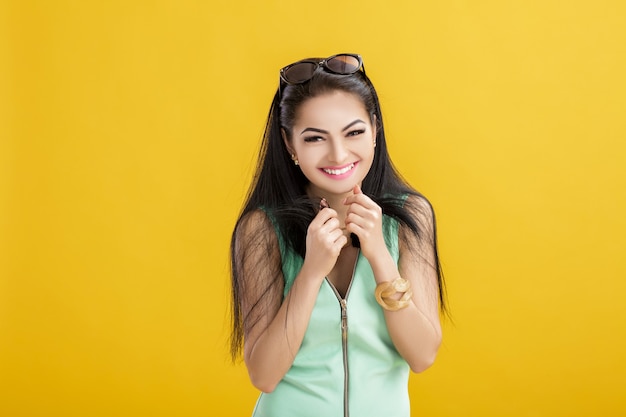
[229,63,447,360]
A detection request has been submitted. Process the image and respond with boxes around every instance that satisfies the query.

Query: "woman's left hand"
[343,185,387,261]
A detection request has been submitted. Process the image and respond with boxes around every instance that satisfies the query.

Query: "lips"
[322,163,355,176]
[319,162,358,180]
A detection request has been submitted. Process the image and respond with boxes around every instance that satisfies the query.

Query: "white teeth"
[323,163,354,175]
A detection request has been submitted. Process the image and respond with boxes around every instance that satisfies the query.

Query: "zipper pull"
[341,299,348,330]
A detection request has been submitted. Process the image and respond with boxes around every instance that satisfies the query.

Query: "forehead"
[293,91,369,128]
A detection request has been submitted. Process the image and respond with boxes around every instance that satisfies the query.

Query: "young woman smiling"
[230,53,447,417]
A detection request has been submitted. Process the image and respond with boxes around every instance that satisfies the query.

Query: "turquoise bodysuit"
[252,212,410,417]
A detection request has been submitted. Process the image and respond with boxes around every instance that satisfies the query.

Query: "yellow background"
[2,1,625,416]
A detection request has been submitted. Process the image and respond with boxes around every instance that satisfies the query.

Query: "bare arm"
[235,208,347,392]
[372,195,442,372]
[345,191,442,372]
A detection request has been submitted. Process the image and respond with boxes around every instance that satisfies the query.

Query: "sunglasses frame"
[279,53,364,86]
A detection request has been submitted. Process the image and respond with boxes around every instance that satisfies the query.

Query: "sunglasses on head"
[279,53,364,85]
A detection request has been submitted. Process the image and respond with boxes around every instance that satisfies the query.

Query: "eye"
[347,129,365,137]
[303,136,324,143]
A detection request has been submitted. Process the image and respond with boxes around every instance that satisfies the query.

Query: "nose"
[328,139,349,164]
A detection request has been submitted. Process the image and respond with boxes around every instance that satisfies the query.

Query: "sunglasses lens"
[282,62,318,84]
[326,55,361,74]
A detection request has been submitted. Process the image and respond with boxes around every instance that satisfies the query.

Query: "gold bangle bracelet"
[375,277,412,311]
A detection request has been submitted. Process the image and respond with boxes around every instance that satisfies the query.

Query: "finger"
[319,230,346,255]
[344,212,364,227]
[320,217,341,233]
[345,213,375,233]
[345,203,372,219]
[345,222,366,238]
[347,203,382,228]
[327,228,345,243]
[343,192,375,208]
[333,234,349,249]
[311,208,338,228]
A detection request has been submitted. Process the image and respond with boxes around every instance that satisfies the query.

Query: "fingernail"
[319,198,329,210]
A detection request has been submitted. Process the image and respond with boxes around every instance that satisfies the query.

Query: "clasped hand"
[302,185,386,279]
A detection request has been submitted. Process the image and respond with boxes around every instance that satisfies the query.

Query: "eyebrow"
[300,119,366,135]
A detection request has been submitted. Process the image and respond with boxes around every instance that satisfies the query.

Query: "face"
[284,91,376,198]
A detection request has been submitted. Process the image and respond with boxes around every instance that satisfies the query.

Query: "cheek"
[295,148,321,167]
[360,143,376,170]
[361,141,376,159]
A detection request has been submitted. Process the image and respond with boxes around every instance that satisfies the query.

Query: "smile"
[320,162,357,179]
[323,164,354,175]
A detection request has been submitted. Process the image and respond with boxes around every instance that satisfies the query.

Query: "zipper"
[325,250,359,417]
[340,298,349,417]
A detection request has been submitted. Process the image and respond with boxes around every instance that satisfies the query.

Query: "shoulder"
[395,192,436,249]
[381,192,434,222]
[235,209,277,244]
[403,193,434,221]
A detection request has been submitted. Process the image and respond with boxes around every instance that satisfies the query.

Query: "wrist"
[361,239,389,259]
[367,250,398,282]
[298,262,328,285]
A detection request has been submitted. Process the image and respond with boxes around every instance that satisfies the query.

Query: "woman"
[230,53,446,417]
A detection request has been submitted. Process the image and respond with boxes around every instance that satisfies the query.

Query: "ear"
[281,128,295,155]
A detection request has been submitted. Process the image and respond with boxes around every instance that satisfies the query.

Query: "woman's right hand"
[301,207,347,280]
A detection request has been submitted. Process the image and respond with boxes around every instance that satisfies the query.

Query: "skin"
[240,90,442,393]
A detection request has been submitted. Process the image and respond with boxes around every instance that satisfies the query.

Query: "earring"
[291,154,299,166]
[373,140,377,148]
